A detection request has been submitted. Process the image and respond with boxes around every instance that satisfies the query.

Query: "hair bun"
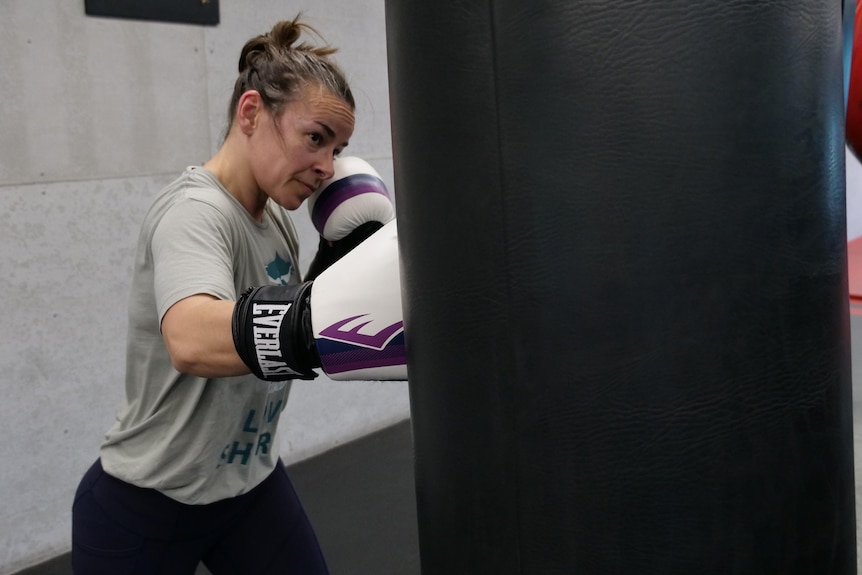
[270,19,303,51]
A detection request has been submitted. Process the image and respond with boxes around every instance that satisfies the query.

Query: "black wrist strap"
[232,283,319,381]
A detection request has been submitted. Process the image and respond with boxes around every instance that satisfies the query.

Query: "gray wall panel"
[0,1,210,186]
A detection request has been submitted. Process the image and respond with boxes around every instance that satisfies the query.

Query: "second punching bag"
[387,1,855,573]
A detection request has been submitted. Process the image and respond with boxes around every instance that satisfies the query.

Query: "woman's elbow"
[164,335,207,376]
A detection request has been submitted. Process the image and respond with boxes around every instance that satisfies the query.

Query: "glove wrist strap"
[232,283,319,381]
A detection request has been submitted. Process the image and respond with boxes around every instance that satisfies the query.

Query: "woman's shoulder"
[176,167,241,211]
[135,169,246,248]
[149,167,248,223]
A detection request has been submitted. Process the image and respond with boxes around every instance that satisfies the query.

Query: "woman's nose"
[314,153,336,180]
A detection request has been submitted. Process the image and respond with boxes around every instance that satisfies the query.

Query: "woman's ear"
[236,91,263,136]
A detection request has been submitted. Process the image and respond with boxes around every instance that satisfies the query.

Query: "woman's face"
[250,86,355,211]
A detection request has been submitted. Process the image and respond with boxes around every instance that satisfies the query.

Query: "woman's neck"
[204,141,266,221]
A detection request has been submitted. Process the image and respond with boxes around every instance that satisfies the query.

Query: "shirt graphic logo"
[266,253,292,285]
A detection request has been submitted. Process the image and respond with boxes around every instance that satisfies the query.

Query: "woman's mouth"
[297,180,315,197]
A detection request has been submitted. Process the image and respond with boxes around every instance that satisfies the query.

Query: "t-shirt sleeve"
[151,198,237,322]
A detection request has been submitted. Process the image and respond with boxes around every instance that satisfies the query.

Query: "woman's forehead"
[294,88,355,140]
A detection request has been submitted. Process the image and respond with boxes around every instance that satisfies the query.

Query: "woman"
[72,16,354,574]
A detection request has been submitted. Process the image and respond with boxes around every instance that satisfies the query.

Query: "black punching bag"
[386,1,855,573]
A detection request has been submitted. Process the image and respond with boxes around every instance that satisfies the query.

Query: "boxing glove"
[310,219,407,381]
[305,156,395,281]
[233,220,407,382]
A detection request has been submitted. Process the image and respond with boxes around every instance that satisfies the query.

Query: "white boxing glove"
[307,156,395,241]
[310,219,407,381]
[232,219,406,382]
[305,156,396,281]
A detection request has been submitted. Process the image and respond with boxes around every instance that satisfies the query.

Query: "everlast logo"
[252,303,299,377]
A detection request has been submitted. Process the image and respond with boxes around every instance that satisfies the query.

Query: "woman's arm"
[161,294,250,378]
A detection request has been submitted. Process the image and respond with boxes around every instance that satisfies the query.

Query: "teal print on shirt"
[218,399,285,467]
[266,253,292,285]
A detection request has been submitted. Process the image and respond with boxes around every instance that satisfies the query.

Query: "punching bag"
[386,1,855,574]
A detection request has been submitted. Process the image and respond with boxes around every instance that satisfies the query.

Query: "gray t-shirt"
[100,166,302,505]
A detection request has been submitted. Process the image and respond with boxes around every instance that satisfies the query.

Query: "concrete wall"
[0,1,409,573]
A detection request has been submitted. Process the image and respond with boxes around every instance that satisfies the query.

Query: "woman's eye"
[309,133,322,145]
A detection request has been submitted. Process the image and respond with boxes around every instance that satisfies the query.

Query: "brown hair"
[225,15,354,134]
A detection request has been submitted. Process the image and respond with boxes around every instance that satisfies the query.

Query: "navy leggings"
[71,459,329,575]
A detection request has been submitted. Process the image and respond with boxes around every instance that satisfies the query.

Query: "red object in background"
[848,1,862,160]
[848,237,862,315]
